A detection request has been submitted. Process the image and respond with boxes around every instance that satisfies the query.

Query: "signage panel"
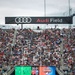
[5,17,72,24]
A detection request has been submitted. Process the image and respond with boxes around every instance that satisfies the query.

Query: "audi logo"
[15,17,32,23]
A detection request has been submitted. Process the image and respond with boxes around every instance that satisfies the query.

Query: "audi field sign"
[5,17,72,24]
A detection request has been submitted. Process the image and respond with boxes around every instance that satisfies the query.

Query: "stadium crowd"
[0,28,75,74]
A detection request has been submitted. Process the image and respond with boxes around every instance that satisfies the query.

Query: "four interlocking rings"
[15,17,32,23]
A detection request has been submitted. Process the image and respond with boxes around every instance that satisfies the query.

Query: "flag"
[39,66,56,75]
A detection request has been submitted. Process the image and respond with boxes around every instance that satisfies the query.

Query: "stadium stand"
[0,27,75,75]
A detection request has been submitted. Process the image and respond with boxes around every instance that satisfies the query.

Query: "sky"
[0,0,75,29]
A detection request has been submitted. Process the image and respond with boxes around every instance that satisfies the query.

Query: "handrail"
[7,68,14,75]
[2,68,14,75]
[56,68,64,75]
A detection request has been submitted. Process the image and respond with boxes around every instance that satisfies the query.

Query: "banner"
[15,66,56,75]
[15,66,31,75]
[5,17,72,24]
[39,66,56,75]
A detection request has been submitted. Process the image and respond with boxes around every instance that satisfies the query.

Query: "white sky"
[0,0,75,28]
